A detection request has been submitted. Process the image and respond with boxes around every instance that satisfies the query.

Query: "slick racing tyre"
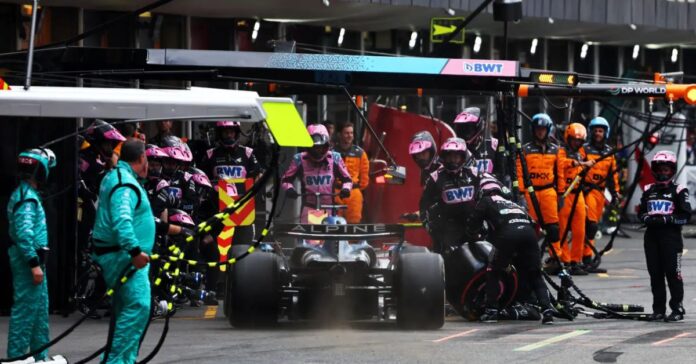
[224,244,251,318]
[396,252,445,329]
[228,250,281,327]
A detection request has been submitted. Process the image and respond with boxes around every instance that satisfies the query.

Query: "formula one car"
[224,222,445,329]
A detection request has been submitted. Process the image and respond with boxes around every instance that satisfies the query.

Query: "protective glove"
[286,188,299,199]
[339,188,351,199]
[557,195,565,209]
[643,215,672,225]
[180,227,196,241]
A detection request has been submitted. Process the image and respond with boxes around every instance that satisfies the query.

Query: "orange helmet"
[564,123,587,143]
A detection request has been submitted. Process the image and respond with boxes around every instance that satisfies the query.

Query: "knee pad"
[586,220,598,241]
[544,223,559,242]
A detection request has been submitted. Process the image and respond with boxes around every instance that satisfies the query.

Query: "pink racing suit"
[281,151,353,223]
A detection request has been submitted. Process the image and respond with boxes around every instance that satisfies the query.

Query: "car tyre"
[396,252,445,329]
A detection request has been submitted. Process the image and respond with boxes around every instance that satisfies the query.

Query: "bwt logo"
[648,200,673,214]
[305,175,332,186]
[443,186,474,203]
[464,62,504,74]
[215,165,245,179]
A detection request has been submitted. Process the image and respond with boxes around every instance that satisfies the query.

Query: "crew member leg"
[662,235,684,316]
[108,267,151,364]
[338,189,363,223]
[7,247,49,361]
[584,189,605,260]
[525,189,562,261]
[644,233,666,316]
[568,193,587,265]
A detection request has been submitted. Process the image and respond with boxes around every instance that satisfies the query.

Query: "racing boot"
[582,255,607,274]
[665,306,685,322]
[568,262,588,276]
[479,308,499,323]
[543,258,562,275]
[648,312,665,322]
[542,309,555,325]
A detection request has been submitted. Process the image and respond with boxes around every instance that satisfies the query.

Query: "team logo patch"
[647,199,674,215]
[442,186,474,203]
[305,175,332,186]
[214,165,246,179]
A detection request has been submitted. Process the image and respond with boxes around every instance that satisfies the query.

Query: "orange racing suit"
[557,146,587,264]
[334,144,369,223]
[582,143,619,258]
[516,141,561,259]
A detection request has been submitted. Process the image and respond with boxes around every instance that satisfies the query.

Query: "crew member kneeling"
[473,178,554,325]
[639,150,691,322]
[92,139,155,363]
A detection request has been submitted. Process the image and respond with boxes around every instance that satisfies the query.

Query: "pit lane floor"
[2,229,695,363]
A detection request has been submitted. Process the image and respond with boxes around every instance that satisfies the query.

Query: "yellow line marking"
[598,273,609,278]
[514,330,591,352]
[683,249,689,256]
[204,306,218,319]
[652,332,690,346]
[431,329,479,343]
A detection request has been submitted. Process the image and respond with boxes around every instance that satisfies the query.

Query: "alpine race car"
[223,222,445,329]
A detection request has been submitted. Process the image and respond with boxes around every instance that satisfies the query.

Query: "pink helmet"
[307,124,330,146]
[453,107,484,145]
[189,167,213,189]
[409,131,436,155]
[440,137,468,153]
[145,144,168,159]
[440,137,469,172]
[168,208,195,228]
[216,121,241,128]
[651,150,677,183]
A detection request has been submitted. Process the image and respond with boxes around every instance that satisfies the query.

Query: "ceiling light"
[580,43,589,59]
[409,31,418,50]
[530,38,538,55]
[473,36,482,54]
[337,27,346,47]
[671,48,679,63]
[632,44,640,60]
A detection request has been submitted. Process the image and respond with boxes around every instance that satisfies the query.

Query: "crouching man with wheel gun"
[471,177,555,324]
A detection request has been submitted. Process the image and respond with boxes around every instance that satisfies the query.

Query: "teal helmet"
[588,116,610,139]
[17,148,57,183]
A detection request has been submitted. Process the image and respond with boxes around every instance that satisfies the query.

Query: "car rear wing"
[273,223,405,241]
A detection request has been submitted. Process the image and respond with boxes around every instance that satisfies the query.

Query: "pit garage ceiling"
[5,0,696,46]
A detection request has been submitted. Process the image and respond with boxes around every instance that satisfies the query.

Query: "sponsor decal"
[610,86,666,96]
[215,165,246,179]
[441,59,518,77]
[166,187,183,199]
[289,224,388,234]
[647,199,674,215]
[305,175,332,186]
[443,186,474,203]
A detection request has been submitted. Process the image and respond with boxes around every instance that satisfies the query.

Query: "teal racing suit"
[92,161,155,364]
[6,181,50,361]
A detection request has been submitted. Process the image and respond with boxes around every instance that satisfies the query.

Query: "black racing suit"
[166,170,200,217]
[78,149,109,252]
[468,138,506,179]
[471,195,552,310]
[419,167,488,253]
[418,159,442,186]
[200,144,261,291]
[638,182,692,315]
